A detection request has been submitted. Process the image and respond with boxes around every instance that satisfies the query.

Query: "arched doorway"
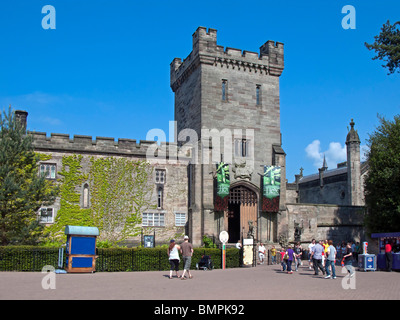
[227,185,258,243]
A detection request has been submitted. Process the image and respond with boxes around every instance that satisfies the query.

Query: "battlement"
[29,131,191,160]
[170,27,284,91]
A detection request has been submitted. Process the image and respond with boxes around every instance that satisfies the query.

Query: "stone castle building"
[18,27,366,247]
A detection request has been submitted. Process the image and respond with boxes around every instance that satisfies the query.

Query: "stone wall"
[285,203,366,245]
[33,133,190,245]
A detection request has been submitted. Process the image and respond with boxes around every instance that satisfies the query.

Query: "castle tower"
[346,119,362,206]
[170,27,285,245]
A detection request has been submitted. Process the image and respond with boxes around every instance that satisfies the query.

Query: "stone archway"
[227,184,258,242]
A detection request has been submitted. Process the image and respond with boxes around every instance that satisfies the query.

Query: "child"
[279,248,287,271]
[270,245,277,264]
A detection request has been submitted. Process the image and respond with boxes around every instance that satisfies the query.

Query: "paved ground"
[1,261,399,301]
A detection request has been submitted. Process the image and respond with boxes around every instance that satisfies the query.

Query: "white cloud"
[305,140,346,170]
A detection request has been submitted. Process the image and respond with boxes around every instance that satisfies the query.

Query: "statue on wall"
[247,220,255,239]
[294,221,302,242]
[233,159,253,180]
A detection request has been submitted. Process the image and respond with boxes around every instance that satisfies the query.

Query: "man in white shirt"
[308,239,316,269]
[258,243,266,264]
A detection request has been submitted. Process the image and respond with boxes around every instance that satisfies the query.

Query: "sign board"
[243,238,253,246]
[144,235,155,248]
[219,231,229,244]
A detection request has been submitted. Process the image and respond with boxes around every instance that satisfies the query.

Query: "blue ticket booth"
[371,232,400,271]
[65,225,99,273]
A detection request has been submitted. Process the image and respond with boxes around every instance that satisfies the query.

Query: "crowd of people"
[265,239,358,278]
[168,236,395,279]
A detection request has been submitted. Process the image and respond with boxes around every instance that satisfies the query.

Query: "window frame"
[222,79,228,101]
[142,212,165,227]
[175,212,186,227]
[155,169,166,184]
[39,163,57,179]
[256,84,261,105]
[234,138,250,157]
[38,207,54,224]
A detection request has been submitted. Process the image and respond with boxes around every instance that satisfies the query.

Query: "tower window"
[157,187,163,209]
[222,79,228,101]
[256,85,261,105]
[234,139,250,157]
[155,169,166,184]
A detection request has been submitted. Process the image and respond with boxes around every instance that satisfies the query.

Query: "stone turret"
[346,119,362,205]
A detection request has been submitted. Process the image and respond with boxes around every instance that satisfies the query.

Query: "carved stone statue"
[233,159,253,180]
[247,220,255,239]
[294,221,302,242]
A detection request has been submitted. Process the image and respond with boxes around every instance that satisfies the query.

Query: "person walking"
[385,241,393,272]
[324,240,336,279]
[343,242,355,278]
[294,242,303,271]
[280,248,287,272]
[308,239,316,270]
[311,240,325,276]
[167,239,181,279]
[286,245,295,274]
[336,242,342,260]
[180,235,194,279]
[258,242,266,265]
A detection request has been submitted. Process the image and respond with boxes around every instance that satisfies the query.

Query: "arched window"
[83,183,89,208]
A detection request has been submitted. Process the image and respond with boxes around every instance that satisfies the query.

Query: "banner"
[215,162,230,211]
[262,165,281,212]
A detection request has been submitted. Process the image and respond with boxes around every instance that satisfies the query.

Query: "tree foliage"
[364,114,400,233]
[365,20,400,74]
[0,107,59,245]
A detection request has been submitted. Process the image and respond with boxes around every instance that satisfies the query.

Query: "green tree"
[365,20,400,74]
[0,107,59,245]
[364,114,400,233]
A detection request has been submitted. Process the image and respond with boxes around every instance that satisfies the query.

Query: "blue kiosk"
[371,232,400,271]
[65,225,99,273]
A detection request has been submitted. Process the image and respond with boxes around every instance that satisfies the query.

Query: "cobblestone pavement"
[1,262,399,300]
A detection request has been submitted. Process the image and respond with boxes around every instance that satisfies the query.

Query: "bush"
[0,246,60,271]
[0,246,241,272]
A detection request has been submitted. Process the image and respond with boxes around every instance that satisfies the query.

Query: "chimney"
[15,110,28,132]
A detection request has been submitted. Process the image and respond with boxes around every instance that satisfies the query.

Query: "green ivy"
[43,154,154,245]
[45,154,91,242]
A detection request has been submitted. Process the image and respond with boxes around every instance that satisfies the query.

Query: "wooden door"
[229,186,258,239]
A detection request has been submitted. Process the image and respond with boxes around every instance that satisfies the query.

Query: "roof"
[298,166,347,184]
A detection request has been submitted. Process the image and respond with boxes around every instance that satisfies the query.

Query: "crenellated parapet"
[170,26,284,92]
[29,131,191,160]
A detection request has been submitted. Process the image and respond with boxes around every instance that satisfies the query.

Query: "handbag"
[283,252,289,260]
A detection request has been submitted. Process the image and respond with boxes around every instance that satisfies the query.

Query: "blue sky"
[0,0,399,181]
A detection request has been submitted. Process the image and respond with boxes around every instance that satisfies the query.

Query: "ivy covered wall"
[39,152,188,246]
